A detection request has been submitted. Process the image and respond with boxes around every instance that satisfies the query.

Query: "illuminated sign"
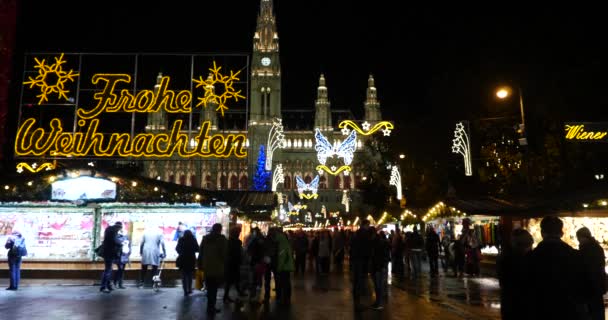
[17,53,248,159]
[565,123,608,142]
[52,176,116,201]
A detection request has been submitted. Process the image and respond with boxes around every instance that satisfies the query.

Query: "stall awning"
[444,197,527,216]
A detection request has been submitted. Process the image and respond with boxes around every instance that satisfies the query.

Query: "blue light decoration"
[253,145,271,191]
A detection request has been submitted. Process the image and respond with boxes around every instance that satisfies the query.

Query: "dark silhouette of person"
[497,228,534,320]
[577,227,607,320]
[425,226,441,277]
[529,216,587,319]
[350,219,372,311]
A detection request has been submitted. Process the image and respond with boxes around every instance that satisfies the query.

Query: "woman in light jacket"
[138,227,166,287]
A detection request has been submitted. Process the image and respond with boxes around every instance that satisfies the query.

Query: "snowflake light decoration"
[23,53,79,104]
[192,61,246,117]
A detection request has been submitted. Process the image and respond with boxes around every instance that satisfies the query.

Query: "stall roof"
[444,197,527,216]
[212,190,277,215]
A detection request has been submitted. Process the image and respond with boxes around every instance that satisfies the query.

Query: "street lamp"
[495,86,527,145]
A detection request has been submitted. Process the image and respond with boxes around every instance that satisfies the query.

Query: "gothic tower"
[363,74,382,123]
[248,0,282,186]
[314,74,332,131]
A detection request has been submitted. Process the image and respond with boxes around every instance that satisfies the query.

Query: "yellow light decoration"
[338,120,394,136]
[23,53,79,104]
[316,165,351,176]
[299,193,318,200]
[15,119,247,159]
[192,61,246,117]
[16,162,55,173]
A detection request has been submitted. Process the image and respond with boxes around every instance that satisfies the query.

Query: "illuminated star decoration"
[266,118,286,171]
[338,120,394,136]
[192,61,246,117]
[272,164,285,192]
[16,162,55,174]
[23,53,79,104]
[389,165,402,200]
[452,121,472,176]
[295,175,319,199]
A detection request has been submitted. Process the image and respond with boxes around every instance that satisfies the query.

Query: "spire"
[364,74,382,122]
[253,0,279,52]
[316,74,329,105]
[315,74,332,130]
[146,72,167,131]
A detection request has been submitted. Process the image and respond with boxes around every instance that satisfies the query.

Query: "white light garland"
[452,121,472,176]
[272,164,285,192]
[389,165,402,200]
[266,118,286,171]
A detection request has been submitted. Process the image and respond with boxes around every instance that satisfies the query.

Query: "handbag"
[195,270,205,290]
[94,244,104,257]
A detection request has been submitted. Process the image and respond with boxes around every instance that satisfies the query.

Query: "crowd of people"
[497,216,607,320]
[7,215,608,318]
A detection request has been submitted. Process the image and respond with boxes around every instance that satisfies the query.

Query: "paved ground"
[0,269,499,320]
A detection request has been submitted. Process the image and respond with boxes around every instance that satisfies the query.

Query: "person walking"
[100,222,123,293]
[332,229,346,272]
[5,230,27,291]
[276,229,295,306]
[293,229,309,275]
[199,223,228,315]
[176,229,199,296]
[409,227,424,279]
[391,229,403,276]
[246,227,265,302]
[350,219,372,311]
[113,227,131,289]
[317,230,332,275]
[577,227,607,320]
[370,228,390,310]
[262,228,278,303]
[224,227,243,303]
[138,226,166,288]
[496,228,534,320]
[425,226,440,277]
[461,218,481,276]
[529,216,587,320]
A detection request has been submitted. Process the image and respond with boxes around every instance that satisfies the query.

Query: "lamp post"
[496,86,527,146]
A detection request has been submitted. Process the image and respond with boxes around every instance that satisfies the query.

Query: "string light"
[389,165,402,200]
[271,164,285,192]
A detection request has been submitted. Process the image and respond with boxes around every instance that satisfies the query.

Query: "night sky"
[13,1,608,160]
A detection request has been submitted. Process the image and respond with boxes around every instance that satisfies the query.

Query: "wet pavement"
[0,269,499,320]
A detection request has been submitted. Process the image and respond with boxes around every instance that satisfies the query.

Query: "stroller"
[152,258,165,292]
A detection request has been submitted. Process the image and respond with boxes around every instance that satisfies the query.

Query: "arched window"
[284,175,291,189]
[190,175,197,187]
[180,175,187,185]
[205,175,213,189]
[220,175,228,190]
[169,174,175,184]
[230,175,239,190]
[304,175,312,184]
[320,176,327,189]
[239,176,248,190]
[344,175,351,189]
[333,175,342,189]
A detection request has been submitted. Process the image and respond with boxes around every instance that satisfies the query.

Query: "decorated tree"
[253,145,271,191]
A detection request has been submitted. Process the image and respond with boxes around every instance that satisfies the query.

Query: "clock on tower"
[261,57,271,66]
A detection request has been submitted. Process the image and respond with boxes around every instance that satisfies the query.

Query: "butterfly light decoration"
[295,175,320,198]
[314,128,357,166]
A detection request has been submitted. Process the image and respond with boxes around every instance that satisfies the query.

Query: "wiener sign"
[564,123,608,142]
[16,53,248,159]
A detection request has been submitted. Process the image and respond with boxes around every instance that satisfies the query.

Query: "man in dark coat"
[224,227,243,303]
[293,229,309,275]
[370,228,390,310]
[199,223,228,315]
[577,227,607,320]
[497,228,534,320]
[529,216,587,320]
[425,226,441,277]
[100,222,123,293]
[350,219,372,311]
